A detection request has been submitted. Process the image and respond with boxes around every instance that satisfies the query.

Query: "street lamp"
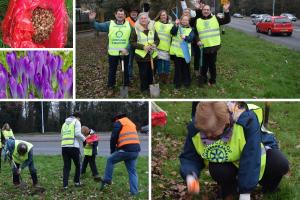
[272,0,275,16]
[41,102,45,134]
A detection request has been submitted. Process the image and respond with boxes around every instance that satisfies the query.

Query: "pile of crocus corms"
[0,51,73,99]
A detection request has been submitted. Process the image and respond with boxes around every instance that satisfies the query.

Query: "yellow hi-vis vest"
[84,144,98,156]
[3,130,15,140]
[154,21,173,52]
[135,29,158,58]
[108,20,131,56]
[191,104,266,180]
[196,16,221,48]
[169,27,192,58]
[61,121,75,146]
[13,140,33,164]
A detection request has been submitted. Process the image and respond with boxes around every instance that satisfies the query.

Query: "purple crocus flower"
[17,84,25,98]
[0,90,6,98]
[22,73,28,96]
[29,92,35,99]
[0,64,8,90]
[34,73,43,92]
[9,75,18,98]
[6,52,17,68]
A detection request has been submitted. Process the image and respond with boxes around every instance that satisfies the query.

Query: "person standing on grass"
[100,113,141,196]
[130,12,160,93]
[81,126,101,182]
[1,123,16,172]
[61,112,86,189]
[126,8,140,81]
[154,10,173,84]
[89,8,132,96]
[195,3,231,87]
[170,15,195,89]
[4,139,38,187]
[180,102,289,200]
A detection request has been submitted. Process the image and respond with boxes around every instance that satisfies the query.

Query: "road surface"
[16,133,149,156]
[227,18,300,51]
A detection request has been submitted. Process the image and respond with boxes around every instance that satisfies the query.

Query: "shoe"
[93,175,102,182]
[99,181,106,191]
[63,186,68,190]
[75,182,83,187]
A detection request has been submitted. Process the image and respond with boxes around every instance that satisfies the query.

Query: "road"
[16,133,149,156]
[226,17,300,51]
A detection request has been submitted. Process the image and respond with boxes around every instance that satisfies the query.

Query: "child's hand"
[181,35,186,40]
[197,41,203,46]
[175,19,180,26]
[89,12,96,21]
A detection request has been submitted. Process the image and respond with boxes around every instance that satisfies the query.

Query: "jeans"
[108,55,130,87]
[12,150,37,185]
[81,155,99,177]
[103,150,139,195]
[62,147,81,187]
[155,59,170,75]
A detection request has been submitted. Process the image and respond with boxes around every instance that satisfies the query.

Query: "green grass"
[77,28,300,98]
[152,102,300,200]
[0,156,148,200]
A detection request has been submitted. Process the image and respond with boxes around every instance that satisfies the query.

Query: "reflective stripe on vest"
[3,130,14,140]
[13,140,33,164]
[154,21,173,51]
[135,29,158,58]
[169,27,192,58]
[61,121,75,146]
[117,118,140,148]
[191,104,266,180]
[196,16,221,48]
[108,20,131,56]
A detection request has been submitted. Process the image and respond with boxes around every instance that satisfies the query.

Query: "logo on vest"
[204,21,210,29]
[116,30,123,38]
[203,141,232,162]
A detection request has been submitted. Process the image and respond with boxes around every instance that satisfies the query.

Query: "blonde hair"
[2,123,11,131]
[194,102,230,136]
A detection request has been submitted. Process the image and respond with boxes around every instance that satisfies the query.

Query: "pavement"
[226,17,300,51]
[16,133,149,156]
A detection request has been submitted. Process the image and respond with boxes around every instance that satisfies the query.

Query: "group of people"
[89,0,231,95]
[0,113,141,196]
[180,102,289,200]
[61,112,141,196]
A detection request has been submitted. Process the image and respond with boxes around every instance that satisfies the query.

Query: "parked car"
[256,16,293,36]
[217,13,224,18]
[140,125,149,134]
[233,13,243,18]
[252,14,271,25]
[280,13,297,22]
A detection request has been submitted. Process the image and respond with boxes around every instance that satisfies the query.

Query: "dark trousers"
[173,57,191,88]
[201,52,217,84]
[81,155,99,177]
[62,147,81,187]
[108,55,130,88]
[12,157,38,185]
[209,149,289,198]
[137,61,153,92]
[192,42,200,71]
[0,148,1,171]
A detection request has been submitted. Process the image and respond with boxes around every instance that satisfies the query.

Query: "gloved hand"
[239,193,251,200]
[186,173,200,194]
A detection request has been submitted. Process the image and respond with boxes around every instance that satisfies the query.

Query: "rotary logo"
[115,31,123,38]
[203,141,232,162]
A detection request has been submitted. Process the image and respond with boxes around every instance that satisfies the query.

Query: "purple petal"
[29,92,35,99]
[17,84,25,98]
[22,74,28,96]
[6,52,17,69]
[9,76,18,98]
[55,89,64,99]
[42,64,49,83]
[34,73,43,92]
[0,65,8,89]
[0,90,6,98]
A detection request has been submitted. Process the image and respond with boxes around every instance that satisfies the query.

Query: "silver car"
[252,14,271,25]
[280,13,297,22]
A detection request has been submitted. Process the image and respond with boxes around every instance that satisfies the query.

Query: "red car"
[256,16,293,36]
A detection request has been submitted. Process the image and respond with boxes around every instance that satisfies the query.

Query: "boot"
[31,172,38,186]
[13,173,20,185]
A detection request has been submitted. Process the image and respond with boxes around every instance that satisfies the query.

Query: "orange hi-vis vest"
[126,17,136,27]
[117,117,140,148]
